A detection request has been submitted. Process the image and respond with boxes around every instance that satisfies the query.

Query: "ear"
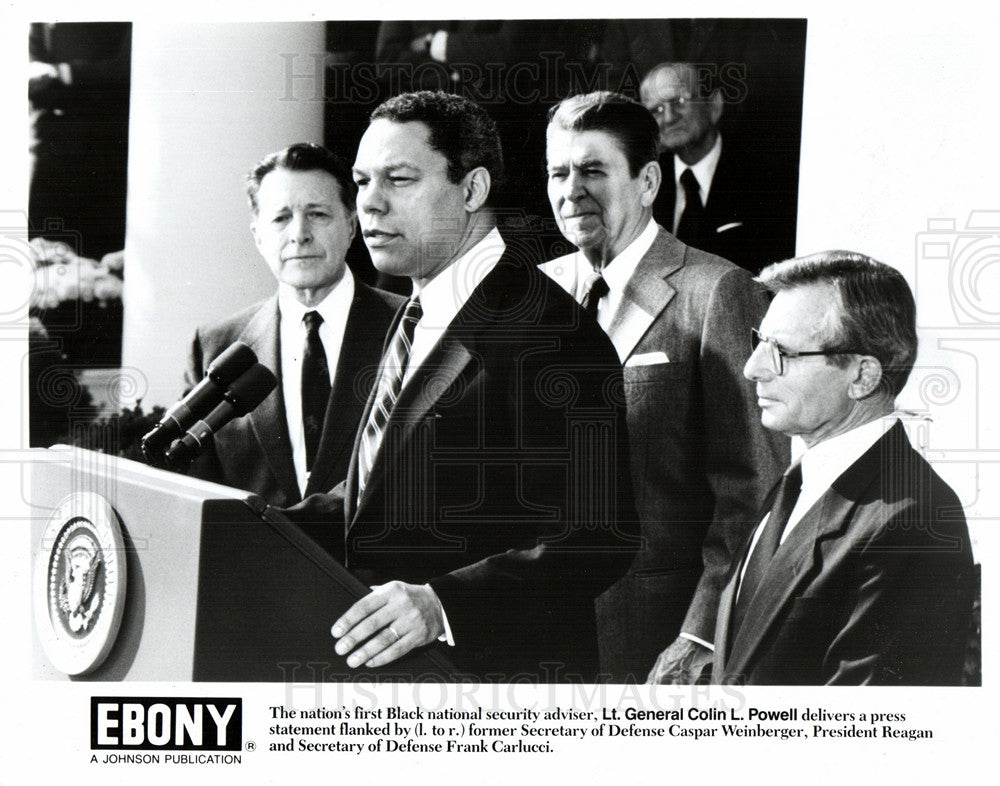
[462,167,492,213]
[345,210,357,244]
[638,159,662,207]
[848,356,884,400]
[708,89,725,126]
[250,220,261,250]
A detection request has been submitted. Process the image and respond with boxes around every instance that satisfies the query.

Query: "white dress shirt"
[672,133,723,235]
[392,227,505,645]
[738,416,900,594]
[276,269,354,496]
[555,217,659,339]
[403,227,506,384]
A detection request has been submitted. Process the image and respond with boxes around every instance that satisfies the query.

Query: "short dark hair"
[246,142,356,214]
[547,91,660,177]
[758,250,918,398]
[369,91,504,189]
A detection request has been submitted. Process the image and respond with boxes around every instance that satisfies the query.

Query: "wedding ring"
[388,626,400,643]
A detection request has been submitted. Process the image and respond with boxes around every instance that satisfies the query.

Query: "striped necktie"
[356,297,422,500]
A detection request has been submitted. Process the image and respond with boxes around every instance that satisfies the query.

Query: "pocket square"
[625,351,669,367]
[716,222,743,234]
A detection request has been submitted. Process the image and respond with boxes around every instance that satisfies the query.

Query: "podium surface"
[31,447,453,681]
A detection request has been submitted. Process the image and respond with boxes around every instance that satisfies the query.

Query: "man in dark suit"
[540,92,788,683]
[185,144,403,551]
[287,91,637,680]
[640,62,798,275]
[713,251,973,685]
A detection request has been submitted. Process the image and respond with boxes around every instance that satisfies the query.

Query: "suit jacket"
[541,227,789,681]
[286,250,639,680]
[184,280,403,552]
[713,421,974,686]
[653,137,798,276]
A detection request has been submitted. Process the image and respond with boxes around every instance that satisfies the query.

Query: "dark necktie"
[356,297,422,500]
[301,311,330,472]
[581,272,609,317]
[730,463,803,641]
[676,168,704,244]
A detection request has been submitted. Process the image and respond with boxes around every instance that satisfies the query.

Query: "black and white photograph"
[2,1,995,782]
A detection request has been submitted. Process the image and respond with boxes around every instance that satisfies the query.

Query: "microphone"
[141,341,257,464]
[163,363,278,471]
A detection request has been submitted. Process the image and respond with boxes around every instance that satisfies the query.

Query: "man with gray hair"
[541,91,787,682]
[640,62,798,274]
[711,250,973,685]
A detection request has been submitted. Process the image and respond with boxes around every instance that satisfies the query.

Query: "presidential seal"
[33,492,127,675]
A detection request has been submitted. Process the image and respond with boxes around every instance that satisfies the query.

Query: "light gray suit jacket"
[541,226,788,680]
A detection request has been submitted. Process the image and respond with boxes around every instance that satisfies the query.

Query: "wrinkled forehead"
[640,65,698,103]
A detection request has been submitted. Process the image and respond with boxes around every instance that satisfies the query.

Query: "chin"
[369,251,413,279]
[758,409,783,433]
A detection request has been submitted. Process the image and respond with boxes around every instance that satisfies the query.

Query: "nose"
[743,340,773,382]
[661,101,683,123]
[357,181,387,215]
[289,212,312,244]
[563,170,587,202]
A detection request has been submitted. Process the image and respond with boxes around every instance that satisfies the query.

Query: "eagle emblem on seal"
[58,537,103,633]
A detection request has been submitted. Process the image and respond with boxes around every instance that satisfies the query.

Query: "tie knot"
[680,168,701,199]
[303,310,324,333]
[585,273,610,300]
[403,296,423,324]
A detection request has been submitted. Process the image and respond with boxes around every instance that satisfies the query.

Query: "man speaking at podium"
[184,143,403,539]
[284,92,638,680]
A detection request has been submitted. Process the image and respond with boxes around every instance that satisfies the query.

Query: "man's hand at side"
[332,581,445,668]
[646,637,714,684]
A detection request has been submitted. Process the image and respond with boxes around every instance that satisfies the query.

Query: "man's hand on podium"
[331,582,445,668]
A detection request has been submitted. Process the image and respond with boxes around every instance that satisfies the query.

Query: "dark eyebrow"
[353,162,420,177]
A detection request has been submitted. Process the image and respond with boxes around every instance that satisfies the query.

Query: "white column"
[122,22,326,407]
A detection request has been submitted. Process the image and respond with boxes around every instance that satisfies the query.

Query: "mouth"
[362,229,400,247]
[283,254,323,262]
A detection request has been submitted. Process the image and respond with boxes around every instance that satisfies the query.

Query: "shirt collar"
[277,268,355,326]
[797,415,899,494]
[413,227,505,326]
[674,133,723,202]
[599,217,658,294]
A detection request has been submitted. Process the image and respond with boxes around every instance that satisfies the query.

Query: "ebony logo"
[91,697,242,751]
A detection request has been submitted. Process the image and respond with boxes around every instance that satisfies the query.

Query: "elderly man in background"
[640,62,798,275]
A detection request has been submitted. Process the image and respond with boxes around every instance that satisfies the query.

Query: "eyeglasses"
[645,96,690,115]
[750,328,865,376]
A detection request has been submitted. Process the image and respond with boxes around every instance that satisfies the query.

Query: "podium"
[30,447,454,681]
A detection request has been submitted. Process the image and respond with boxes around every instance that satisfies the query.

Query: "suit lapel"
[608,228,683,361]
[719,425,906,678]
[239,298,299,500]
[348,254,520,523]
